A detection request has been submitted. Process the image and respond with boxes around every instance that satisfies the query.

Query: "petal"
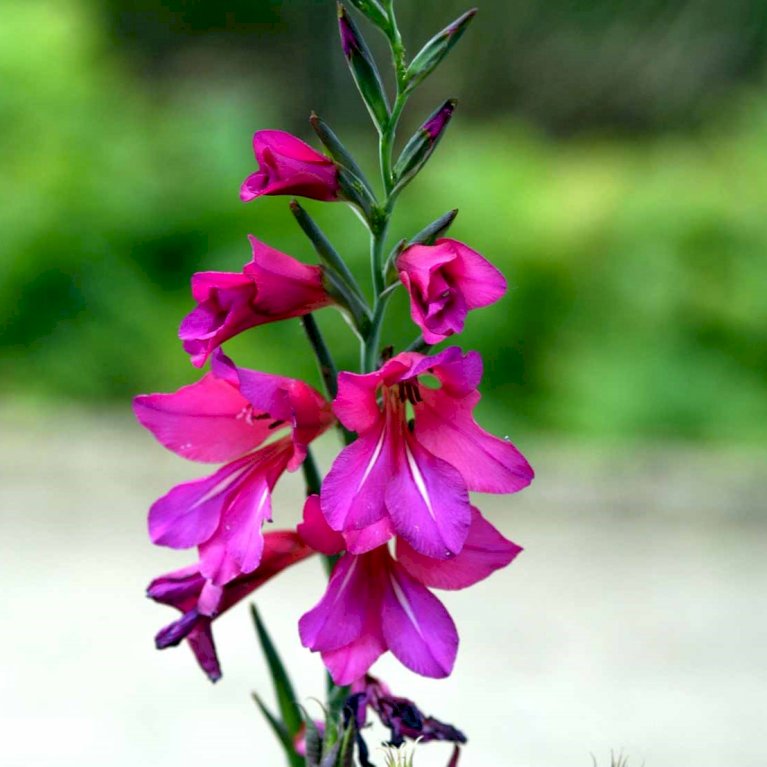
[299,554,378,653]
[254,130,330,164]
[343,516,394,555]
[321,424,392,533]
[413,347,483,397]
[147,456,255,549]
[146,565,205,610]
[298,495,345,556]
[381,563,458,679]
[333,370,383,434]
[415,388,534,494]
[438,238,507,309]
[397,506,523,590]
[133,373,271,463]
[386,428,471,558]
[322,621,387,686]
[186,624,222,682]
[244,236,330,317]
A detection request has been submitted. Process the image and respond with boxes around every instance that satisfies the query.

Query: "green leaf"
[252,692,303,767]
[405,9,477,92]
[251,605,303,739]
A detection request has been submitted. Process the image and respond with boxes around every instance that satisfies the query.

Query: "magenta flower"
[179,235,333,367]
[134,352,333,585]
[298,495,522,684]
[240,130,340,202]
[148,530,313,682]
[396,238,506,344]
[320,347,533,559]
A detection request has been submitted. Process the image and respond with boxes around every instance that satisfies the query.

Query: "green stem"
[300,314,339,400]
[301,446,322,495]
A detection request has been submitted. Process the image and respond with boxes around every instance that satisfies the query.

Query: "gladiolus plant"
[136,2,534,765]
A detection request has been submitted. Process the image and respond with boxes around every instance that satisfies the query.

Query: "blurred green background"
[2,0,766,444]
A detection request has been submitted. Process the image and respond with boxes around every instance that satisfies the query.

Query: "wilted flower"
[148,530,312,681]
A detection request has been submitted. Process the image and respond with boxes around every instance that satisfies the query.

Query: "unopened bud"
[393,100,456,189]
[405,9,477,92]
[338,3,390,129]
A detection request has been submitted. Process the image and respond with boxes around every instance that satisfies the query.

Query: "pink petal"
[298,495,345,556]
[438,238,507,309]
[244,236,331,317]
[147,456,254,549]
[322,619,387,686]
[343,516,394,555]
[333,370,383,434]
[416,388,534,494]
[133,373,271,463]
[386,428,471,558]
[321,424,392,533]
[397,506,522,590]
[381,563,458,678]
[299,554,376,653]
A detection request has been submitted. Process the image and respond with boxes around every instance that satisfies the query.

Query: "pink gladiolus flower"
[179,235,333,367]
[320,347,533,559]
[298,496,522,684]
[396,238,506,344]
[240,130,340,202]
[134,352,333,585]
[148,530,313,682]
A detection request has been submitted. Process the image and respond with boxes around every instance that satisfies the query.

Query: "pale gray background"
[2,409,765,766]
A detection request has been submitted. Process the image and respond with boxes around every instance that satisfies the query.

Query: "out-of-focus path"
[1,410,765,767]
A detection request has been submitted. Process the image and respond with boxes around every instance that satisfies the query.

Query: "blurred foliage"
[97,0,767,134]
[1,0,766,443]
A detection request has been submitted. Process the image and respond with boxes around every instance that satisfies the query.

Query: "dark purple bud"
[423,100,456,141]
[338,7,357,58]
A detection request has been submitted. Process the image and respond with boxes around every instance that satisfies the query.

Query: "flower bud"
[393,100,456,189]
[347,0,389,30]
[337,3,390,130]
[405,9,477,93]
